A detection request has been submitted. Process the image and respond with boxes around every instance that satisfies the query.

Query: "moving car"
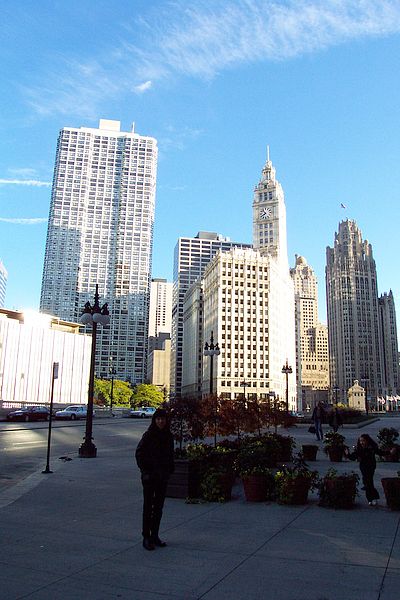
[55,405,88,420]
[6,406,50,422]
[128,406,156,419]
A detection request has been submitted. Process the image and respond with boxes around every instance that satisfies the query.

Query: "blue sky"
[1,0,399,326]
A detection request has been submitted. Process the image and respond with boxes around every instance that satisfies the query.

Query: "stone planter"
[327,447,344,462]
[277,477,311,505]
[381,478,400,510]
[166,458,202,499]
[302,444,318,461]
[242,474,269,502]
[319,476,358,509]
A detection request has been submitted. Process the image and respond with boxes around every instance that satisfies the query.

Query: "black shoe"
[143,537,155,551]
[152,536,167,547]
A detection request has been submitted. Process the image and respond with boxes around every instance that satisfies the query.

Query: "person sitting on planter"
[135,408,174,550]
[311,401,326,441]
[344,434,386,506]
[328,407,343,433]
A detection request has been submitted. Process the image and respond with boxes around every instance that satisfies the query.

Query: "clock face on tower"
[260,207,272,220]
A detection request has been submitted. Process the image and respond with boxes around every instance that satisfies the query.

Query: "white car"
[128,406,156,419]
[55,405,88,420]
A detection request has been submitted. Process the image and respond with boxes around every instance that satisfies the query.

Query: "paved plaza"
[1,419,400,599]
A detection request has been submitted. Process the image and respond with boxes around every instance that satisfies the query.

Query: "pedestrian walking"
[344,434,386,506]
[135,408,174,550]
[311,401,326,441]
[328,407,343,433]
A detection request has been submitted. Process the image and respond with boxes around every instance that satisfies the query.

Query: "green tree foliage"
[94,378,133,407]
[131,384,164,409]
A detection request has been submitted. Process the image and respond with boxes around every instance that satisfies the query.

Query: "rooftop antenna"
[267,145,270,162]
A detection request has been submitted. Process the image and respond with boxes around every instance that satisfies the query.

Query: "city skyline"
[1,1,400,333]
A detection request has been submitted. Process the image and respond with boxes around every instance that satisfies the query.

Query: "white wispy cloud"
[23,1,400,117]
[134,80,152,93]
[0,217,48,225]
[8,168,38,177]
[0,178,51,187]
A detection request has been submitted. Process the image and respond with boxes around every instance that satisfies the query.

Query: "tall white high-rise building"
[40,119,158,383]
[0,260,7,308]
[171,232,251,397]
[290,255,329,409]
[326,220,384,404]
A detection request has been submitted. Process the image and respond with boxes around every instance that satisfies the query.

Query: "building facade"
[0,309,91,406]
[40,119,158,383]
[200,248,296,406]
[379,291,400,395]
[148,278,172,338]
[326,220,385,405]
[171,232,251,398]
[181,153,297,408]
[0,260,8,308]
[290,255,329,410]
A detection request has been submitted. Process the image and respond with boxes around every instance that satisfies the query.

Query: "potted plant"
[323,431,347,462]
[377,428,400,462]
[233,444,276,502]
[301,444,319,461]
[200,466,235,502]
[275,455,319,505]
[166,443,213,499]
[381,472,400,510]
[318,468,359,509]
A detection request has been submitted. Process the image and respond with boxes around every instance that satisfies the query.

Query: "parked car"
[55,405,89,420]
[128,406,156,419]
[6,406,50,422]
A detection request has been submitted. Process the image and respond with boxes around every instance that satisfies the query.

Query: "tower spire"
[267,145,270,162]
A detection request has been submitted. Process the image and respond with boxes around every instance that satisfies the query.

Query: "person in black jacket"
[311,402,326,441]
[135,408,174,550]
[344,434,386,506]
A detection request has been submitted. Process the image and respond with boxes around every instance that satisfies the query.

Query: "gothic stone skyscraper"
[326,220,384,403]
[40,119,158,383]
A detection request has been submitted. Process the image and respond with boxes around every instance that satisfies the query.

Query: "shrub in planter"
[318,468,359,509]
[200,467,235,502]
[378,428,400,461]
[167,443,213,499]
[234,445,276,502]
[301,444,318,461]
[275,455,319,505]
[323,431,347,462]
[381,477,400,510]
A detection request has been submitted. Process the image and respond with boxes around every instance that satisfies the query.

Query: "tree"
[131,384,164,408]
[94,378,133,407]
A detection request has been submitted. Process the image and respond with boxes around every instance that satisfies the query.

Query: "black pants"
[361,466,379,502]
[142,474,168,539]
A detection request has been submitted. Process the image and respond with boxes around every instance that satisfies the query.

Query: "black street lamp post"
[204,331,220,447]
[281,360,293,414]
[203,331,220,395]
[79,285,110,458]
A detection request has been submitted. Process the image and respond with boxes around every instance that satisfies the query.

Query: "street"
[0,418,148,491]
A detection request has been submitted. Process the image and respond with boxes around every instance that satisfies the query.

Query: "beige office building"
[290,255,329,410]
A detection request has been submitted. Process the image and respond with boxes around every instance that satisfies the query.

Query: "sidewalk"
[1,443,400,599]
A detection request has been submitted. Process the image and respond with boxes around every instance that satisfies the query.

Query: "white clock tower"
[253,148,288,269]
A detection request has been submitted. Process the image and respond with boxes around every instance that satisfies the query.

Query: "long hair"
[357,434,378,452]
[148,408,171,434]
